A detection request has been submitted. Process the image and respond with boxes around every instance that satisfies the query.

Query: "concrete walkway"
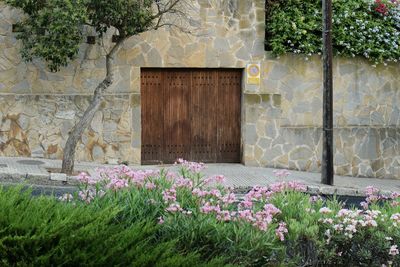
[0,156,399,196]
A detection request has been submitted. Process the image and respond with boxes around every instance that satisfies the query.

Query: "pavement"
[0,156,399,197]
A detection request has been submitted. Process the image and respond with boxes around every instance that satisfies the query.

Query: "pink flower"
[158,216,165,224]
[365,219,378,227]
[345,224,357,233]
[174,177,193,188]
[107,178,129,191]
[244,186,272,202]
[365,186,379,197]
[200,202,220,214]
[221,192,237,204]
[391,201,400,207]
[204,175,226,185]
[360,201,369,209]
[209,188,222,198]
[264,204,281,215]
[216,210,232,221]
[165,203,182,213]
[254,220,269,231]
[162,188,177,203]
[238,209,254,222]
[319,207,332,214]
[337,209,351,217]
[79,189,96,203]
[320,218,333,224]
[192,188,208,198]
[365,210,381,219]
[240,198,253,208]
[287,181,307,192]
[269,181,306,193]
[389,245,399,256]
[273,169,291,178]
[145,182,156,190]
[77,172,97,185]
[275,222,288,241]
[270,182,286,193]
[390,213,400,226]
[309,195,322,203]
[333,224,343,231]
[175,158,205,173]
[391,192,400,199]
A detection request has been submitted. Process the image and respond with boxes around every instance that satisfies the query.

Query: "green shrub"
[0,186,226,266]
[266,0,400,64]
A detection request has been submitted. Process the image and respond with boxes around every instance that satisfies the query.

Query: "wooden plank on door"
[216,69,241,162]
[190,70,218,162]
[141,69,164,164]
[163,69,191,163]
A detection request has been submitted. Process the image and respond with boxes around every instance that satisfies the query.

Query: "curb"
[0,171,79,185]
[1,171,397,198]
[233,185,396,198]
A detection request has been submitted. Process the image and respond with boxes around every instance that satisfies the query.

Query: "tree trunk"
[61,40,124,174]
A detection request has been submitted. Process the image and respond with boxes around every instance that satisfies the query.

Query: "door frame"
[139,67,244,165]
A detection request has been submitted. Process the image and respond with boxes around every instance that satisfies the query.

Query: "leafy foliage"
[5,0,87,71]
[87,0,154,37]
[266,0,400,64]
[5,0,159,71]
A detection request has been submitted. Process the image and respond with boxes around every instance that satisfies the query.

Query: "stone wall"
[0,2,139,164]
[0,1,399,178]
[0,95,138,164]
[242,55,400,179]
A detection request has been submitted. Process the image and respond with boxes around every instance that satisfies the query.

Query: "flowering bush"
[68,160,400,266]
[266,0,400,65]
[314,187,400,266]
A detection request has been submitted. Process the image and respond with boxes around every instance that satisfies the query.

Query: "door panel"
[163,70,192,162]
[141,70,164,164]
[217,70,242,162]
[191,70,218,162]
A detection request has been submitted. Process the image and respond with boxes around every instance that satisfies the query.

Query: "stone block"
[92,145,105,161]
[55,110,75,120]
[320,187,336,195]
[289,146,313,161]
[90,111,103,133]
[147,48,162,66]
[244,124,258,144]
[50,173,67,182]
[306,185,320,195]
[214,37,230,51]
[336,187,360,197]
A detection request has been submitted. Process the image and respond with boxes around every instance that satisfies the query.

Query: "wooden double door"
[141,68,241,164]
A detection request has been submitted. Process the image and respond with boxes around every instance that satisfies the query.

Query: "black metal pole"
[321,0,334,185]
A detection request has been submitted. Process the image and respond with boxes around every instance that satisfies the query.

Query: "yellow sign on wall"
[246,63,261,85]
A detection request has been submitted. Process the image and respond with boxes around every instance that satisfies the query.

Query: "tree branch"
[151,0,182,20]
